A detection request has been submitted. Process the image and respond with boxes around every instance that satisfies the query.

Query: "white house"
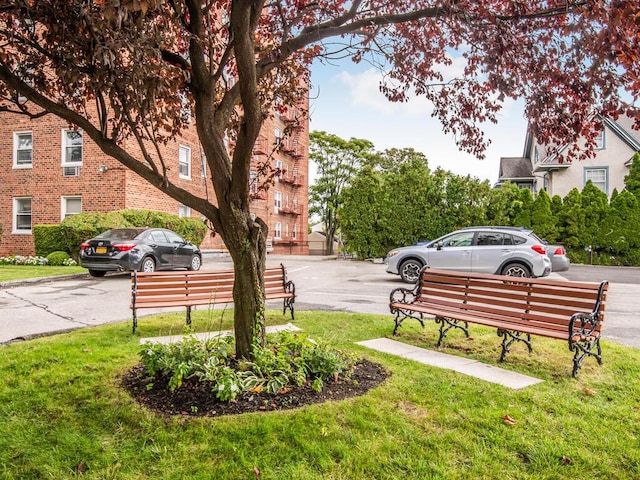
[497,115,640,197]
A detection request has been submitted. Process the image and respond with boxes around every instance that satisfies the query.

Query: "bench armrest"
[284,280,295,297]
[568,311,601,345]
[389,286,419,309]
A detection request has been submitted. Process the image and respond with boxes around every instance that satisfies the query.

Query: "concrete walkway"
[357,338,543,390]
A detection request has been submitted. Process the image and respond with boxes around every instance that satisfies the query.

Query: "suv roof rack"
[460,226,529,231]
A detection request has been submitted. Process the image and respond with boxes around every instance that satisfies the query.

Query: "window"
[436,232,474,248]
[13,197,32,233]
[201,152,206,178]
[165,230,185,244]
[61,196,82,220]
[178,204,191,217]
[274,127,283,146]
[585,167,608,193]
[249,171,258,195]
[274,159,283,179]
[62,130,83,165]
[274,191,282,211]
[14,131,33,168]
[594,130,605,150]
[292,223,297,240]
[476,232,504,246]
[179,145,191,179]
[149,230,169,243]
[285,223,289,239]
[274,222,282,239]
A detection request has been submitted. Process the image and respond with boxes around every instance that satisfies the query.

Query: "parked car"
[385,226,555,283]
[79,227,202,277]
[545,244,571,272]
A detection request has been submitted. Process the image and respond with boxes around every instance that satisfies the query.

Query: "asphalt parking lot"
[0,256,638,348]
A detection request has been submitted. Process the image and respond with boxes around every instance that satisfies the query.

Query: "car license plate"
[96,247,107,254]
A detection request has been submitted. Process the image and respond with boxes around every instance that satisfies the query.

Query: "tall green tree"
[339,166,387,259]
[511,188,534,228]
[600,190,640,260]
[578,181,610,262]
[309,132,373,255]
[530,189,557,242]
[624,152,640,198]
[485,182,521,226]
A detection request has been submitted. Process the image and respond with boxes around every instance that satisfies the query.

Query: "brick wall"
[0,100,309,256]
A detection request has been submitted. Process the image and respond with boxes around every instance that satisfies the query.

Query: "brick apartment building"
[0,105,309,257]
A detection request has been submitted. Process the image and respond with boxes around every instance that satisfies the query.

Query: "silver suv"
[385,226,553,283]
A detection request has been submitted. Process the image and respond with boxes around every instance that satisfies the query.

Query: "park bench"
[130,264,295,334]
[389,268,608,377]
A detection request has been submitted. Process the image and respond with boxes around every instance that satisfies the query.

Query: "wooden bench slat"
[130,264,295,334]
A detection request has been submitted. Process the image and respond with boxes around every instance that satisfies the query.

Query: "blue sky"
[308,57,529,185]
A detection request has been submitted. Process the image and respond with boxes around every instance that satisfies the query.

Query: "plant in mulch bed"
[123,330,389,417]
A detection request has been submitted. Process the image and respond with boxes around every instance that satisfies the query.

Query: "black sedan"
[79,227,202,277]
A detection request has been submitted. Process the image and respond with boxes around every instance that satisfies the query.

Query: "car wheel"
[88,270,106,278]
[188,254,202,271]
[399,259,423,283]
[501,263,531,277]
[140,256,156,273]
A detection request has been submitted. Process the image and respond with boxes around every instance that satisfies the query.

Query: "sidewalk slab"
[356,338,542,390]
[140,323,301,345]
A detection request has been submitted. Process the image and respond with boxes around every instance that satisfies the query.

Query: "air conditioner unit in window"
[63,166,80,177]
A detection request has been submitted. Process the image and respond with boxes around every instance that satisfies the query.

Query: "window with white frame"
[61,196,82,220]
[274,191,282,211]
[13,197,32,233]
[178,204,191,217]
[179,145,191,179]
[274,159,283,179]
[585,167,608,194]
[249,171,258,195]
[201,152,206,178]
[274,222,282,239]
[62,129,83,165]
[285,223,289,239]
[14,131,33,168]
[292,223,297,240]
[274,127,283,146]
[594,130,605,149]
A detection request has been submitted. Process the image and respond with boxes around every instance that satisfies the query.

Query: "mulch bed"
[121,358,390,417]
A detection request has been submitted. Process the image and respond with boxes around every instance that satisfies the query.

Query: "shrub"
[46,251,71,266]
[33,225,68,256]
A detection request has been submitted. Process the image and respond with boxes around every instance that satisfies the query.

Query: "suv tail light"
[531,245,547,255]
[553,246,566,255]
[112,243,137,252]
[80,242,90,251]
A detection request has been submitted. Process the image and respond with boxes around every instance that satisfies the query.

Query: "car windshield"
[96,229,143,241]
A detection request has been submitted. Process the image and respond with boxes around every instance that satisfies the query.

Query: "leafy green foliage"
[45,251,71,266]
[309,132,374,254]
[624,152,640,198]
[32,225,68,256]
[139,330,355,401]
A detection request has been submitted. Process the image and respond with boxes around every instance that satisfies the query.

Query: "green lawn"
[0,309,639,479]
[0,265,87,283]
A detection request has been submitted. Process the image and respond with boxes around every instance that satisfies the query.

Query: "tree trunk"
[220,210,269,360]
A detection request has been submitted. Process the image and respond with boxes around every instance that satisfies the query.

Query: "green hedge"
[33,225,68,256]
[33,209,207,257]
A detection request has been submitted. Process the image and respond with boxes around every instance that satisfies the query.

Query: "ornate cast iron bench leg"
[569,312,603,377]
[497,329,532,363]
[434,316,470,346]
